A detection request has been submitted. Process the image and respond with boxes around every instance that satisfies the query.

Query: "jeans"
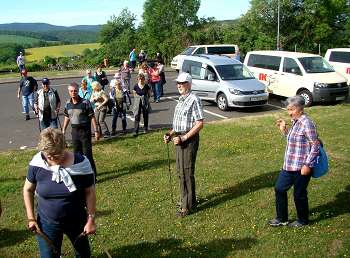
[112,108,127,131]
[275,169,311,224]
[71,127,96,177]
[21,93,34,114]
[36,216,90,258]
[40,118,58,130]
[151,81,161,101]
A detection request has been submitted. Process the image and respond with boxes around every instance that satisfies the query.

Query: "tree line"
[97,0,349,66]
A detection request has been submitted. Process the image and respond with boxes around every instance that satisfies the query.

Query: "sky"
[1,0,251,26]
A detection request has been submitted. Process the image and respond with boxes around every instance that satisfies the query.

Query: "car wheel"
[217,93,228,111]
[299,90,313,107]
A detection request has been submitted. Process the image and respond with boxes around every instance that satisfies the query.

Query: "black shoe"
[288,221,307,228]
[133,133,138,137]
[268,218,288,227]
[111,130,116,136]
[25,114,30,120]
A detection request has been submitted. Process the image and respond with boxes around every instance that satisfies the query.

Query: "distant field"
[26,43,100,61]
[0,34,41,45]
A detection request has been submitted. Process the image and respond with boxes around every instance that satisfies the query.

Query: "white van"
[325,48,350,85]
[244,51,349,106]
[171,44,239,71]
[180,55,268,111]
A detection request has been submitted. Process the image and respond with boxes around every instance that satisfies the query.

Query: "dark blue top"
[27,153,94,224]
[133,83,150,96]
[19,76,37,96]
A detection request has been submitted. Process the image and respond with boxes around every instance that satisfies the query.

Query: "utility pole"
[277,0,280,50]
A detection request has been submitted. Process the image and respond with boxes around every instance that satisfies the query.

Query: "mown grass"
[0,104,349,257]
[25,43,100,62]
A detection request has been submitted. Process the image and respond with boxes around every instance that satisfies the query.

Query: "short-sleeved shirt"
[64,96,94,128]
[27,152,94,224]
[173,92,204,133]
[19,76,37,96]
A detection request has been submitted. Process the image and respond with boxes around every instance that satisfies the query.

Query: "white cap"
[114,73,121,78]
[176,73,192,84]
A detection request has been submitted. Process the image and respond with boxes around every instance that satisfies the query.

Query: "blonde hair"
[91,81,102,91]
[38,128,66,156]
[114,80,122,87]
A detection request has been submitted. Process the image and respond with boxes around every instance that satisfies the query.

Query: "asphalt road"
[0,71,285,151]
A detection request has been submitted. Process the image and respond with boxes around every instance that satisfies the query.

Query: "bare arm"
[62,116,70,134]
[91,116,100,140]
[83,185,96,234]
[23,179,39,231]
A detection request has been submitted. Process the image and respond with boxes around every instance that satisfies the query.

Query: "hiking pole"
[73,232,112,258]
[166,139,175,205]
[30,227,59,255]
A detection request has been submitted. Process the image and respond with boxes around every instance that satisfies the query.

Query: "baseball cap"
[42,78,50,85]
[176,73,192,84]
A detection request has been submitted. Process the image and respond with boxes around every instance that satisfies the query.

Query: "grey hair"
[286,95,305,109]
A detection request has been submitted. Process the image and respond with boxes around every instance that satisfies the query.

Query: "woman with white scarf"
[23,128,96,257]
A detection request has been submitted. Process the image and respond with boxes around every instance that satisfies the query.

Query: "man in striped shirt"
[164,73,204,217]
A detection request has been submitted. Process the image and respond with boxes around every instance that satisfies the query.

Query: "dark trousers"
[134,103,149,133]
[71,127,97,177]
[176,133,199,211]
[112,108,127,131]
[37,216,90,258]
[275,170,311,224]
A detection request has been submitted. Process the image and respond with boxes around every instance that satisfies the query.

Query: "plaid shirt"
[173,92,204,133]
[283,114,320,171]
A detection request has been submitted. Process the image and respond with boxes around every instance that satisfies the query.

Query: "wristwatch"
[88,213,95,220]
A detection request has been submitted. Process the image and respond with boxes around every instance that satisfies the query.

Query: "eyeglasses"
[177,81,188,86]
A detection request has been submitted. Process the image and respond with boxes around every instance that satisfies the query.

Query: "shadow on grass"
[195,171,279,213]
[97,158,169,184]
[0,228,31,248]
[310,185,350,223]
[96,209,114,218]
[95,237,257,258]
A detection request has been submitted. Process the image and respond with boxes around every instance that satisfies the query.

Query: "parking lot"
[0,71,288,151]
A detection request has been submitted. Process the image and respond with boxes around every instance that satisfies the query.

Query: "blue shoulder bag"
[312,143,329,178]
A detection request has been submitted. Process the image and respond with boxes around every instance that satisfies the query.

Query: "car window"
[194,47,205,55]
[329,51,350,63]
[182,60,191,73]
[204,66,217,81]
[189,61,202,79]
[181,47,196,55]
[298,57,335,73]
[207,46,236,55]
[283,58,302,75]
[247,54,281,71]
[215,64,255,80]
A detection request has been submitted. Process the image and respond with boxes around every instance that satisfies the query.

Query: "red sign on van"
[259,73,267,81]
[346,68,350,74]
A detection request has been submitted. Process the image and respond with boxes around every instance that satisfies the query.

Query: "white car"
[325,48,350,85]
[171,44,239,71]
[180,55,268,111]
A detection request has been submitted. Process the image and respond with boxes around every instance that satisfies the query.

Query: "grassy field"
[25,43,100,61]
[0,34,42,45]
[0,104,349,257]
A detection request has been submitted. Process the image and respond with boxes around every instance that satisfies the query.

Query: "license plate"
[251,97,264,101]
[336,96,346,101]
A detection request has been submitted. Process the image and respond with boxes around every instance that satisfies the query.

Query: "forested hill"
[0,23,101,44]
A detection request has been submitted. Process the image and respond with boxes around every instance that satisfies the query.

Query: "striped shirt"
[283,114,320,171]
[173,92,204,133]
[64,96,94,128]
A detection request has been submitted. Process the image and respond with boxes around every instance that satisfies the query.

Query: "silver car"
[181,55,268,111]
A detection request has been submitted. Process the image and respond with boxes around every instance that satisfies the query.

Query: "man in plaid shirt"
[164,73,204,217]
[269,95,320,227]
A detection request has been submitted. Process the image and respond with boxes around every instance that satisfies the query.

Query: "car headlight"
[314,82,328,88]
[229,88,242,95]
[172,57,178,62]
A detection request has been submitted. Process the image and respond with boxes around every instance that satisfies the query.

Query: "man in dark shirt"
[62,82,100,178]
[34,78,61,130]
[17,69,38,120]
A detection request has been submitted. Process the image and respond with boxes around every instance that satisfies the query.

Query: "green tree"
[142,0,201,62]
[99,8,137,66]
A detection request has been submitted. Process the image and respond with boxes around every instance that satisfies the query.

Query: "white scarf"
[29,152,94,192]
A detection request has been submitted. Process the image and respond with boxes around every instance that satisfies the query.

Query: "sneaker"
[288,221,307,228]
[176,209,190,218]
[111,130,116,136]
[268,218,288,227]
[103,134,110,139]
[25,114,30,120]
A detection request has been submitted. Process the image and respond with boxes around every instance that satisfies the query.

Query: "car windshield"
[298,57,335,73]
[181,47,196,55]
[215,64,255,80]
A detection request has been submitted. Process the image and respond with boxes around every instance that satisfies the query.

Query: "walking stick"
[32,228,59,255]
[166,142,175,205]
